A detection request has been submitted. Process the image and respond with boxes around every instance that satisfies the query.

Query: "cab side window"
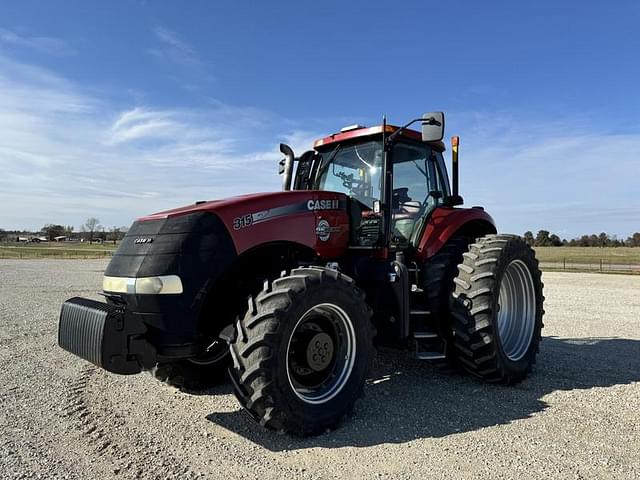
[391,143,447,243]
[392,144,429,210]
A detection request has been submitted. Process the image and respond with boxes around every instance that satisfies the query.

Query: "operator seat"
[393,202,422,241]
[392,188,422,241]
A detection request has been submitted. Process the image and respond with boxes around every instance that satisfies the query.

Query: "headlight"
[102,275,183,295]
[102,276,129,293]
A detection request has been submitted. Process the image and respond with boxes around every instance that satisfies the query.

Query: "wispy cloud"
[108,108,189,145]
[0,49,636,237]
[451,113,640,237]
[0,28,76,56]
[0,53,295,230]
[148,26,203,67]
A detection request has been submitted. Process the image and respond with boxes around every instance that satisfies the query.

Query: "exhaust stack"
[278,143,294,191]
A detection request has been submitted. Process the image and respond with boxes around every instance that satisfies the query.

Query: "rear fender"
[415,207,496,261]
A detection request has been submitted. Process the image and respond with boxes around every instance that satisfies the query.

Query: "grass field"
[0,242,116,259]
[533,246,640,265]
[1,242,639,272]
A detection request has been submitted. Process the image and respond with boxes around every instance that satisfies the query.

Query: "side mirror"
[421,112,445,142]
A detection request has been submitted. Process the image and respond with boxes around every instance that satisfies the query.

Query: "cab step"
[413,331,438,339]
[413,330,446,361]
[416,351,447,361]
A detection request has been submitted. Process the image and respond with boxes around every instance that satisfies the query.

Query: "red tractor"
[59,113,544,436]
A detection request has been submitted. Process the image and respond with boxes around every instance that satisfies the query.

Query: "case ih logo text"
[307,199,340,211]
[134,237,153,244]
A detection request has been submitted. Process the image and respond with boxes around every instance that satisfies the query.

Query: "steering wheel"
[393,188,411,203]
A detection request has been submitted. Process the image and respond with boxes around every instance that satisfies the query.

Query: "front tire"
[154,339,229,389]
[451,234,544,384]
[228,267,374,436]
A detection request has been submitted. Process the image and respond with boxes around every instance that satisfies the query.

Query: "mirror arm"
[384,117,427,147]
[385,116,443,147]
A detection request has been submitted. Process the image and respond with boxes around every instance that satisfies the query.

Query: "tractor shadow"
[206,336,640,450]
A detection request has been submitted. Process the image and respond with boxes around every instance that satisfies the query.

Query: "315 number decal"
[233,214,253,230]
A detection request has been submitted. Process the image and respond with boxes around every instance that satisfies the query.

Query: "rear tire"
[421,235,471,362]
[228,267,374,436]
[451,234,544,384]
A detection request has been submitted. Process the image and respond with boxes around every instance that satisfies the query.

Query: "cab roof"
[313,124,446,152]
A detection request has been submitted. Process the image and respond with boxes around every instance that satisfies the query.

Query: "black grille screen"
[58,297,116,367]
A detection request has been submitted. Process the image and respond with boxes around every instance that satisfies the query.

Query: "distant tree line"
[522,230,640,247]
[2,224,639,247]
[0,218,128,245]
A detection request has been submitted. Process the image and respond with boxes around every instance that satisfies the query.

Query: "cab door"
[391,142,449,247]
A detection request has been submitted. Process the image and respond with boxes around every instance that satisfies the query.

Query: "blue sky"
[0,0,638,238]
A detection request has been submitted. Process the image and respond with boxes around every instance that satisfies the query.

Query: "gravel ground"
[0,259,639,479]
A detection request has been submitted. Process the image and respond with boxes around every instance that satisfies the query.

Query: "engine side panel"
[218,193,349,258]
[140,191,351,259]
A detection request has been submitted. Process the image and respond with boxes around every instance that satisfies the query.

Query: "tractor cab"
[280,113,457,250]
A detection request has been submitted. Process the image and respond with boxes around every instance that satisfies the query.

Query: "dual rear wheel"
[450,234,544,383]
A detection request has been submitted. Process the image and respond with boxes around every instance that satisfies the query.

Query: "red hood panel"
[138,190,351,258]
[137,192,298,221]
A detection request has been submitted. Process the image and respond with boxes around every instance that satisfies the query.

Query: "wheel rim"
[286,303,356,405]
[497,260,536,361]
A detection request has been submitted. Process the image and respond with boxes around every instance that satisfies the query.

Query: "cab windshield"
[315,140,383,208]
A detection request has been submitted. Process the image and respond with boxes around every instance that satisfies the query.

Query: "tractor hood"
[136,190,350,257]
[138,191,311,222]
[103,190,349,346]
